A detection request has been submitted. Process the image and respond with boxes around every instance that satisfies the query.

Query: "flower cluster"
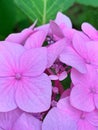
[0,12,98,130]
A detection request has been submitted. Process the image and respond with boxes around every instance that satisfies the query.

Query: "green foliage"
[0,0,26,38]
[14,0,75,25]
[66,4,98,30]
[76,0,98,7]
[0,0,98,41]
[61,74,71,90]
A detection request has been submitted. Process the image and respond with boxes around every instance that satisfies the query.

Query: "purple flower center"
[46,35,55,44]
[15,73,22,80]
[51,59,66,74]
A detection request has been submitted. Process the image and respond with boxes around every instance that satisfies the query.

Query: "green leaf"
[76,0,98,7]
[0,0,26,38]
[14,0,75,25]
[66,4,98,30]
[61,74,71,90]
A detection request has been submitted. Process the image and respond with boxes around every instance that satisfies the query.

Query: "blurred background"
[0,0,98,40]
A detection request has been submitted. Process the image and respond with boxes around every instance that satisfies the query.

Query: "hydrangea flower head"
[0,42,52,112]
[0,11,98,129]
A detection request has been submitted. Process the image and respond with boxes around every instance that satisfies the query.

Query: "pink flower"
[70,65,98,112]
[42,107,77,130]
[72,33,98,70]
[59,31,98,73]
[0,42,52,112]
[25,34,67,81]
[24,12,74,80]
[0,109,42,130]
[26,32,67,81]
[57,97,98,130]
[59,43,87,73]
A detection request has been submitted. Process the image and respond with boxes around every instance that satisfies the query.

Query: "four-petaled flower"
[0,42,52,112]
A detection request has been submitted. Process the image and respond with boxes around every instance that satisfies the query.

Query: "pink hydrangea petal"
[35,23,49,34]
[20,47,47,77]
[13,113,42,130]
[71,68,86,85]
[58,97,97,129]
[25,30,47,49]
[94,94,98,109]
[63,28,77,42]
[5,28,33,44]
[78,120,96,130]
[85,41,98,66]
[57,97,80,120]
[49,72,67,81]
[61,89,71,98]
[0,108,22,130]
[55,12,72,28]
[0,77,17,111]
[73,32,90,59]
[42,107,77,130]
[50,21,64,38]
[58,71,67,81]
[15,73,52,112]
[73,40,98,67]
[60,46,87,73]
[70,85,95,112]
[82,22,98,40]
[47,38,66,68]
[71,65,96,85]
[86,109,98,127]
[0,42,25,76]
[73,37,98,67]
[49,75,58,80]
